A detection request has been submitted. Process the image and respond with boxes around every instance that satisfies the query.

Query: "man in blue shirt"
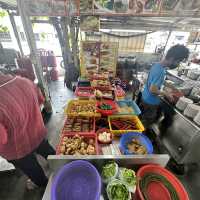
[140,45,189,126]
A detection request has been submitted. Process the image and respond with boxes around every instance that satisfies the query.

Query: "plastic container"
[56,133,98,155]
[75,87,95,98]
[95,89,115,100]
[51,160,101,200]
[136,164,190,200]
[119,132,153,155]
[96,100,118,116]
[115,86,125,98]
[62,117,95,135]
[65,100,100,117]
[96,128,113,144]
[117,100,141,115]
[108,115,145,135]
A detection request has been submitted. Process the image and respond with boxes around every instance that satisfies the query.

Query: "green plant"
[0,9,9,33]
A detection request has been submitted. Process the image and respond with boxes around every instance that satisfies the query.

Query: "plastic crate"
[117,100,141,115]
[56,133,98,155]
[108,115,145,135]
[75,87,95,98]
[65,100,100,117]
[61,117,95,135]
[96,100,118,116]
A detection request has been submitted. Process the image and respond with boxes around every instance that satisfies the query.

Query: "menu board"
[79,0,200,17]
[93,0,161,15]
[80,41,118,78]
[24,0,200,17]
[24,0,79,16]
[99,42,118,77]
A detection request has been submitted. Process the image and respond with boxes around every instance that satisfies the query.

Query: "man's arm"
[150,85,173,100]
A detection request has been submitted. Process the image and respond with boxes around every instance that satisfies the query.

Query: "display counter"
[42,154,170,200]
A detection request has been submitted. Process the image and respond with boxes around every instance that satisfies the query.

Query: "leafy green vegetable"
[120,168,136,187]
[100,103,113,110]
[102,162,117,179]
[107,179,130,200]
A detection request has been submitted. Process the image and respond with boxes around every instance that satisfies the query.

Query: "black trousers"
[10,140,55,187]
[139,100,160,128]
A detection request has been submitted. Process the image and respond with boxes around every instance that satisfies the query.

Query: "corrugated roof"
[0,0,17,9]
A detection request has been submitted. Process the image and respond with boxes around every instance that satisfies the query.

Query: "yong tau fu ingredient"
[111,119,137,130]
[107,179,131,200]
[98,131,112,143]
[118,106,134,114]
[127,138,147,155]
[95,89,114,99]
[68,101,96,115]
[102,162,118,182]
[63,117,93,132]
[59,134,96,155]
[99,103,113,110]
[119,168,137,190]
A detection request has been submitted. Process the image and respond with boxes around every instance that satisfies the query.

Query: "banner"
[24,0,79,16]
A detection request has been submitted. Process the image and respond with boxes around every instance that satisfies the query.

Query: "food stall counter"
[42,154,170,200]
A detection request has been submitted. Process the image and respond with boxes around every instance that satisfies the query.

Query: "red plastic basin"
[135,164,190,200]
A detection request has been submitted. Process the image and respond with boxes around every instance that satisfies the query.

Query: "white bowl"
[184,104,200,119]
[176,97,193,111]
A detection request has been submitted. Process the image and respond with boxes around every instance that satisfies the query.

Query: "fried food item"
[59,134,96,155]
[63,117,93,132]
[127,139,147,155]
[70,104,96,114]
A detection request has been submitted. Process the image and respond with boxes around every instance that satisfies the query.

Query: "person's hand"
[165,92,174,102]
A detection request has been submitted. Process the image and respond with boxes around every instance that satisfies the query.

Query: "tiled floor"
[0,78,199,200]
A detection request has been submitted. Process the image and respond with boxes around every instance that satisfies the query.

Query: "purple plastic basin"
[51,160,101,200]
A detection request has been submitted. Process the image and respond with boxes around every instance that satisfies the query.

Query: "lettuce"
[107,179,130,200]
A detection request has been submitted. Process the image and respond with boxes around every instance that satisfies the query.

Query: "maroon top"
[0,74,46,160]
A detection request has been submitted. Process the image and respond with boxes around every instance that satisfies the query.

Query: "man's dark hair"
[165,44,189,61]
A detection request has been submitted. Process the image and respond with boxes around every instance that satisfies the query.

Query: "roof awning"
[0,0,17,9]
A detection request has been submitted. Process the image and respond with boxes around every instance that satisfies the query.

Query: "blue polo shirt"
[142,63,166,105]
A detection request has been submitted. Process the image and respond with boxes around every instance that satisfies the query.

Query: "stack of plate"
[187,70,200,80]
[184,104,200,119]
[194,112,200,126]
[176,97,193,111]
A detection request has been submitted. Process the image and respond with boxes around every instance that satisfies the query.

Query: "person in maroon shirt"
[0,73,55,189]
